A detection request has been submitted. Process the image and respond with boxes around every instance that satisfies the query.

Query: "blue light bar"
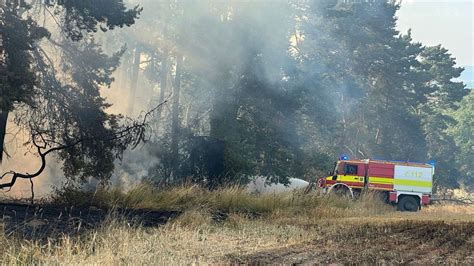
[340,154,349,160]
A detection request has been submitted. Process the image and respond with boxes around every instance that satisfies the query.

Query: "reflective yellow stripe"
[326,175,430,188]
[338,175,364,182]
[369,177,394,184]
[370,177,431,188]
[394,179,432,188]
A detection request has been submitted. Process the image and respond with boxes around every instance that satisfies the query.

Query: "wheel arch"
[327,183,354,198]
[396,192,422,205]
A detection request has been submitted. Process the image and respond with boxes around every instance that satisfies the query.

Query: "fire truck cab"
[318,157,434,212]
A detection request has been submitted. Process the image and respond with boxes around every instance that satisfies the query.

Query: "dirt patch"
[232,221,474,264]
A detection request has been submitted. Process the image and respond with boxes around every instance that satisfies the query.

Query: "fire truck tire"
[330,184,353,198]
[398,196,420,212]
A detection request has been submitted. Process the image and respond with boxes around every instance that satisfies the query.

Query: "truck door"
[339,163,365,188]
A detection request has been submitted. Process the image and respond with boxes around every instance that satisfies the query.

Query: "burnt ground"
[1,201,472,264]
[0,202,179,241]
[230,220,474,265]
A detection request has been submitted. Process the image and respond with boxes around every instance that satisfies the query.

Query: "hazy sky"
[397,0,473,67]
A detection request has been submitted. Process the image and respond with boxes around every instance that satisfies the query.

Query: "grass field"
[0,186,473,264]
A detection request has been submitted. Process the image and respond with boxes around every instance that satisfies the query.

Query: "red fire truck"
[317,157,434,211]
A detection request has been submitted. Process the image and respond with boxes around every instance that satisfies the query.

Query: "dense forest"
[0,0,472,195]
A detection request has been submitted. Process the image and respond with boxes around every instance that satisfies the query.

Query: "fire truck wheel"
[398,196,420,212]
[331,185,352,198]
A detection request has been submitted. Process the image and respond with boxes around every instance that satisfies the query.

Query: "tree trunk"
[128,47,141,116]
[159,52,168,105]
[0,109,8,165]
[171,54,183,179]
[209,65,234,140]
[155,52,168,133]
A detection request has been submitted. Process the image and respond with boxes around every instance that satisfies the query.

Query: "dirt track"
[232,221,474,264]
[0,202,178,241]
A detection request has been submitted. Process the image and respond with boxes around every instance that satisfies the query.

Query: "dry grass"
[423,203,474,215]
[50,184,395,218]
[0,211,320,264]
[0,186,472,264]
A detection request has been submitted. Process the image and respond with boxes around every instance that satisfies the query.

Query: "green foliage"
[120,0,470,189]
[449,91,474,188]
[294,1,469,188]
[210,48,300,180]
[4,0,469,191]
[0,1,143,186]
[0,8,49,112]
[57,0,142,41]
[56,41,126,181]
[417,45,469,188]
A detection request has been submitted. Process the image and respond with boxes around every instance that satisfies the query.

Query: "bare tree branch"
[0,101,168,190]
